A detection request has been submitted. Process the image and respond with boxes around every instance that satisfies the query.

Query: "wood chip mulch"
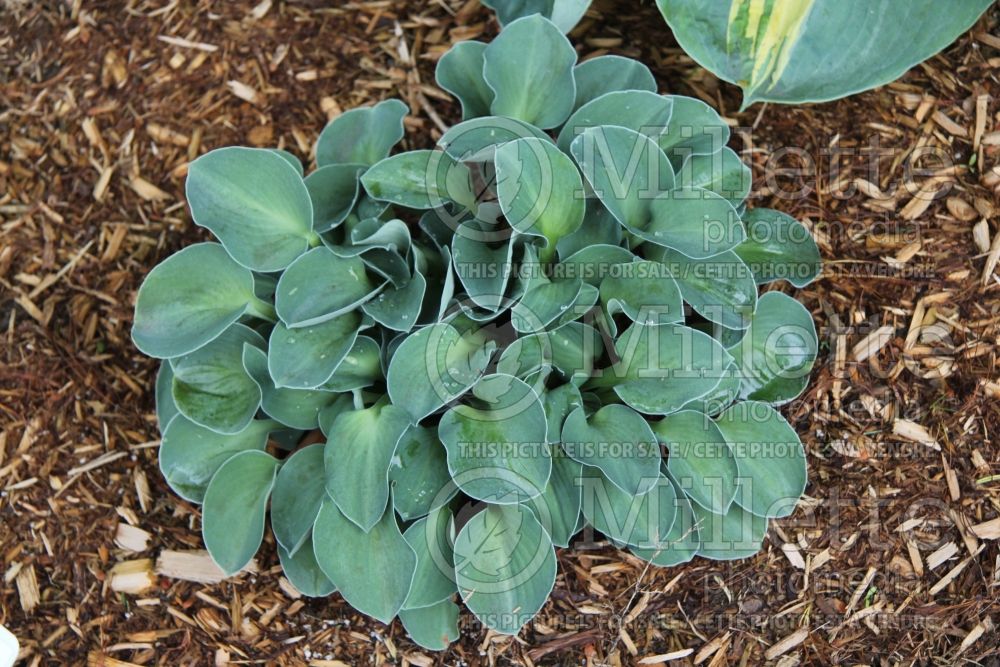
[2,1,999,664]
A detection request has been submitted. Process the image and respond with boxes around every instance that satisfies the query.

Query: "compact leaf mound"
[133,14,821,649]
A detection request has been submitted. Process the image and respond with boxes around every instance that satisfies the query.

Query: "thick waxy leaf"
[580,468,678,549]
[682,360,740,416]
[278,537,337,597]
[608,323,729,416]
[316,98,408,167]
[322,335,383,392]
[170,324,264,434]
[159,416,276,503]
[387,322,493,422]
[439,375,550,503]
[652,248,757,330]
[558,244,634,287]
[715,401,807,518]
[452,222,515,311]
[501,321,602,382]
[242,346,338,430]
[389,426,458,521]
[271,444,327,555]
[600,260,683,326]
[132,243,268,359]
[651,410,738,514]
[435,41,494,120]
[571,126,675,233]
[481,0,592,33]
[270,149,304,175]
[202,450,280,575]
[155,363,179,433]
[556,200,623,258]
[526,448,583,547]
[573,55,657,110]
[678,147,752,206]
[558,91,673,153]
[362,269,426,333]
[403,507,457,609]
[312,500,416,623]
[495,138,585,258]
[541,383,584,445]
[186,147,315,272]
[453,503,557,635]
[691,500,768,560]
[325,402,411,531]
[438,116,553,163]
[482,15,577,129]
[399,599,460,651]
[630,476,700,566]
[268,311,362,389]
[512,274,583,334]
[304,164,365,233]
[561,404,660,496]
[275,248,377,328]
[632,189,745,258]
[657,0,993,106]
[362,150,477,211]
[656,95,730,164]
[727,291,817,404]
[735,208,821,287]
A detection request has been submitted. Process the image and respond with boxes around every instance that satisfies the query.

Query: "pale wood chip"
[970,517,1000,540]
[973,219,991,253]
[946,196,979,221]
[929,545,985,595]
[109,559,157,594]
[851,325,895,362]
[130,175,171,201]
[982,227,1000,287]
[764,627,809,660]
[781,542,806,570]
[155,549,258,584]
[115,523,152,552]
[892,419,941,451]
[157,34,219,52]
[638,649,694,664]
[227,80,260,105]
[16,564,39,613]
[925,541,959,570]
[932,110,968,138]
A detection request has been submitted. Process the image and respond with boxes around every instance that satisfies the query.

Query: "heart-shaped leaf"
[558,244,635,286]
[735,208,821,287]
[573,55,657,111]
[402,506,457,609]
[439,116,553,163]
[304,164,365,233]
[561,404,660,495]
[511,273,583,334]
[452,221,515,312]
[267,311,362,389]
[558,90,673,153]
[270,149,303,175]
[651,410,738,514]
[481,0,592,33]
[599,260,684,326]
[541,383,584,445]
[651,247,757,330]
[312,500,416,623]
[579,467,678,549]
[439,374,550,503]
[242,345,340,430]
[362,150,476,211]
[389,426,458,521]
[270,444,327,555]
[453,503,557,635]
[556,199,623,258]
[399,599,460,651]
[690,500,768,561]
[324,402,411,531]
[316,98,408,167]
[656,95,730,165]
[482,15,577,129]
[321,335,383,392]
[275,247,377,328]
[629,475,700,566]
[525,448,583,547]
[678,147,752,206]
[435,41,494,120]
[202,450,280,576]
[362,269,426,333]
[631,188,745,258]
[186,147,315,272]
[277,536,337,597]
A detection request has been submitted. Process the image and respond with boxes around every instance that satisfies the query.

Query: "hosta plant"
[133,14,821,650]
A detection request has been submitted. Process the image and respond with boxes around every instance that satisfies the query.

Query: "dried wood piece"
[16,564,39,613]
[155,550,258,584]
[114,523,152,553]
[764,627,809,661]
[892,419,941,451]
[109,559,157,594]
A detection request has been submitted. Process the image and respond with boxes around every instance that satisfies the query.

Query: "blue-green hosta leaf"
[691,500,768,561]
[403,506,457,609]
[573,55,657,111]
[526,448,583,547]
[435,41,494,121]
[315,98,408,167]
[558,244,635,287]
[677,147,752,207]
[607,323,729,416]
[495,137,585,258]
[387,322,493,423]
[155,363,179,433]
[304,164,365,233]
[512,275,583,334]
[557,91,673,154]
[361,269,426,333]
[242,346,338,430]
[656,0,992,107]
[399,599,460,651]
[652,248,757,330]
[389,426,458,521]
[735,208,821,288]
[312,500,416,624]
[268,311,362,389]
[159,416,276,503]
[186,147,315,272]
[322,335,383,392]
[728,291,817,404]
[439,375,550,503]
[452,222,515,312]
[556,200,624,259]
[414,243,456,324]
[715,401,807,519]
[275,248,377,328]
[325,402,411,531]
[132,243,270,359]
[561,404,660,496]
[681,360,740,416]
[318,394,356,437]
[270,444,327,555]
[657,95,731,165]
[453,503,557,635]
[554,282,600,331]
[270,149,303,175]
[332,217,413,259]
[202,450,280,576]
[277,537,336,597]
[629,475,700,566]
[482,15,577,129]
[631,189,745,258]
[362,150,477,211]
[651,410,738,514]
[579,468,678,549]
[599,260,683,326]
[438,116,553,163]
[570,126,675,235]
[170,324,264,434]
[481,0,593,33]
[501,321,602,383]
[541,383,583,445]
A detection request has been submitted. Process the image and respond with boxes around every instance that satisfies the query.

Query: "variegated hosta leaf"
[315,98,408,167]
[573,55,657,111]
[561,404,660,496]
[657,0,992,107]
[453,503,557,635]
[736,208,822,287]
